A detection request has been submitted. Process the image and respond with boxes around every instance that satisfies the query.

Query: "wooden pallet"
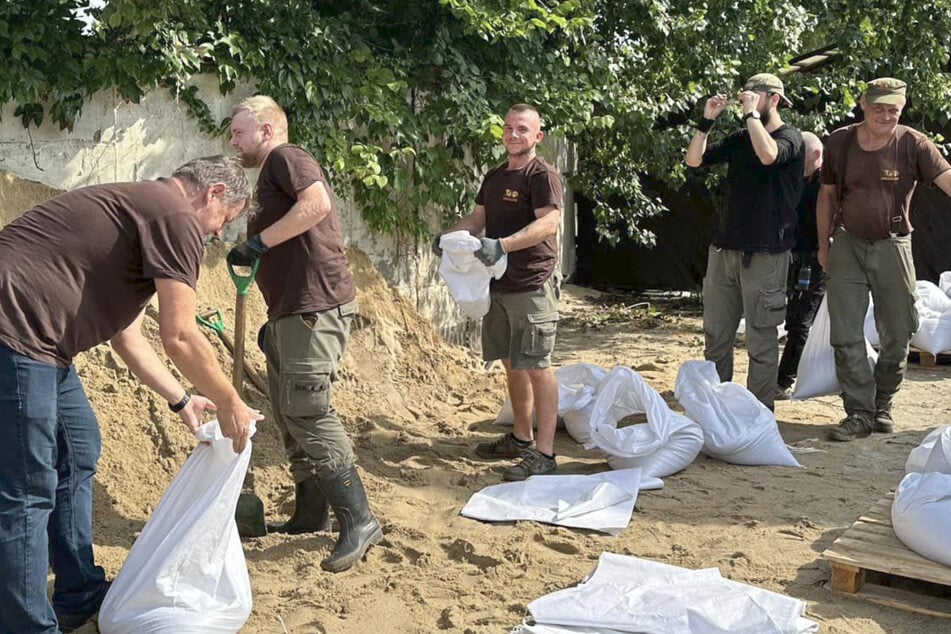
[822,493,951,618]
[908,347,951,368]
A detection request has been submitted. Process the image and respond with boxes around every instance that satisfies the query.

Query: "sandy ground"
[59,248,951,634]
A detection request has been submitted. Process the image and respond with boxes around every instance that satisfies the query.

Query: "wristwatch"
[743,110,761,123]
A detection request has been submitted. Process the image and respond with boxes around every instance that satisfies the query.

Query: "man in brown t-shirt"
[228,95,380,573]
[818,78,951,441]
[0,156,260,634]
[435,104,563,481]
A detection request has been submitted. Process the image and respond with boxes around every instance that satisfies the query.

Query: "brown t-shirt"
[0,180,203,366]
[249,144,356,319]
[822,124,951,240]
[476,156,563,293]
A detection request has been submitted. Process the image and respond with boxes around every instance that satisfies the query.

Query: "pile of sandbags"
[911,280,951,356]
[891,426,951,567]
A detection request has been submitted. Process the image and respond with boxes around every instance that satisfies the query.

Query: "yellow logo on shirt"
[502,188,520,203]
[881,169,900,182]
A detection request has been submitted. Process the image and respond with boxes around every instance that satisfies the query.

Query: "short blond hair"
[233,95,288,138]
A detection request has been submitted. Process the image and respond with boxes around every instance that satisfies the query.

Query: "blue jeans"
[0,344,108,633]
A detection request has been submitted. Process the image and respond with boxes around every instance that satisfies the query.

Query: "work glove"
[431,234,443,257]
[475,237,505,266]
[227,234,268,267]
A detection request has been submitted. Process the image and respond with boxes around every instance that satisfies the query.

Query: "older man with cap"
[818,78,951,441]
[685,72,805,410]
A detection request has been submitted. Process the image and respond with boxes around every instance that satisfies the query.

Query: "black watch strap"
[169,394,190,413]
[743,111,760,122]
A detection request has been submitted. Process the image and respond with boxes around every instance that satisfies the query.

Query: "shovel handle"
[228,260,260,296]
[196,309,226,334]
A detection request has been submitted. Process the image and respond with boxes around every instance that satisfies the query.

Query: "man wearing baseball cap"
[685,72,805,411]
[818,78,951,441]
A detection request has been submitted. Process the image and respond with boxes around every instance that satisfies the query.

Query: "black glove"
[227,234,268,267]
[431,234,443,257]
[475,237,505,266]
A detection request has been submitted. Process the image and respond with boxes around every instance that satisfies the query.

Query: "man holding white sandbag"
[0,156,259,633]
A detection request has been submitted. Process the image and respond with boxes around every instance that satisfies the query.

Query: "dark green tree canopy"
[3,1,950,241]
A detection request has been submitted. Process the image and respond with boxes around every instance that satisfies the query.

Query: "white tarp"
[905,425,951,473]
[792,295,878,400]
[98,421,254,634]
[494,364,607,433]
[674,361,801,467]
[438,230,507,319]
[585,366,703,478]
[523,553,819,634]
[460,468,662,535]
[911,280,951,355]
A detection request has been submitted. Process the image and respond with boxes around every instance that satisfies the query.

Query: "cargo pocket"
[522,312,559,357]
[281,360,333,418]
[754,288,786,328]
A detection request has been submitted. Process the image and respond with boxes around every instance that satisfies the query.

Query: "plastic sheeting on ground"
[911,280,951,355]
[438,230,507,319]
[584,366,703,479]
[674,361,801,467]
[906,425,951,473]
[494,364,607,432]
[98,421,255,634]
[792,295,878,400]
[519,553,818,634]
[461,468,662,535]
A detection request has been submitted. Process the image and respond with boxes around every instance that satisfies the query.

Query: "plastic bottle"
[796,264,812,290]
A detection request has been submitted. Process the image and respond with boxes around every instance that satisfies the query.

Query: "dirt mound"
[0,170,61,227]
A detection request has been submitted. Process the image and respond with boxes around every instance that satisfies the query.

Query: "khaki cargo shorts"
[482,280,559,370]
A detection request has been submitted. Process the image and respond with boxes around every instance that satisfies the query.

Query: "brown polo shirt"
[249,144,356,319]
[0,180,203,366]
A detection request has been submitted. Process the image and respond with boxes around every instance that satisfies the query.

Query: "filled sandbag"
[438,230,507,319]
[792,295,877,400]
[674,361,801,467]
[494,364,607,434]
[911,280,951,355]
[586,366,703,479]
[98,421,254,634]
[905,425,951,474]
[891,471,951,567]
[939,271,951,296]
[863,296,880,347]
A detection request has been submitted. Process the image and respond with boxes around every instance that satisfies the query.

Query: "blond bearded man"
[818,78,951,441]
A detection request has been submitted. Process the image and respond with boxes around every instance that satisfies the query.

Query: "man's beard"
[238,151,261,168]
[761,108,773,127]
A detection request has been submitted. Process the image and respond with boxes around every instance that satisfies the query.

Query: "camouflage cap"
[865,77,907,105]
[743,72,793,105]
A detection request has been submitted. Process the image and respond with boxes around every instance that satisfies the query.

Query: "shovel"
[196,308,268,396]
[227,260,260,398]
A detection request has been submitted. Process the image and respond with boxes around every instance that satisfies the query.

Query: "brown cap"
[743,73,792,106]
[865,77,907,105]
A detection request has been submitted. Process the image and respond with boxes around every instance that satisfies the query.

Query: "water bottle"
[796,264,812,291]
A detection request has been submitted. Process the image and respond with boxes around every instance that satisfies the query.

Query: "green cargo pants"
[703,247,789,410]
[827,229,918,418]
[261,300,357,482]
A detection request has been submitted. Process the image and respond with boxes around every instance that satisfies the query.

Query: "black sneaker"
[56,581,111,633]
[828,414,873,442]
[872,410,895,433]
[502,448,557,481]
[475,432,533,459]
[775,385,793,401]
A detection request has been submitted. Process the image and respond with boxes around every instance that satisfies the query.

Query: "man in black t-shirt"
[685,72,805,411]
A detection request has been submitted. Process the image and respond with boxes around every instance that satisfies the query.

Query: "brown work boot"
[828,413,873,442]
[475,432,533,459]
[502,448,558,481]
[872,410,895,433]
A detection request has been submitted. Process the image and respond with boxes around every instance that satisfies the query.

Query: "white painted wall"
[0,76,575,344]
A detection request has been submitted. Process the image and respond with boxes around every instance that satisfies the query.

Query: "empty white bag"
[525,553,818,634]
[792,295,878,400]
[911,280,951,355]
[674,361,801,467]
[98,421,254,634]
[892,471,951,567]
[905,425,951,473]
[586,366,703,479]
[438,231,507,319]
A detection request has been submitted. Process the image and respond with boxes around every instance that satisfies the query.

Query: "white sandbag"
[674,361,801,467]
[911,280,951,355]
[892,471,951,567]
[736,319,786,340]
[563,402,597,445]
[792,295,878,400]
[460,468,663,535]
[586,366,703,478]
[864,296,880,347]
[99,421,254,634]
[525,553,819,634]
[905,425,951,474]
[438,230,507,319]
[494,364,607,432]
[940,271,951,296]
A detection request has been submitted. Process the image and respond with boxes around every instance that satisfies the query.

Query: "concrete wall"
[0,76,576,345]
